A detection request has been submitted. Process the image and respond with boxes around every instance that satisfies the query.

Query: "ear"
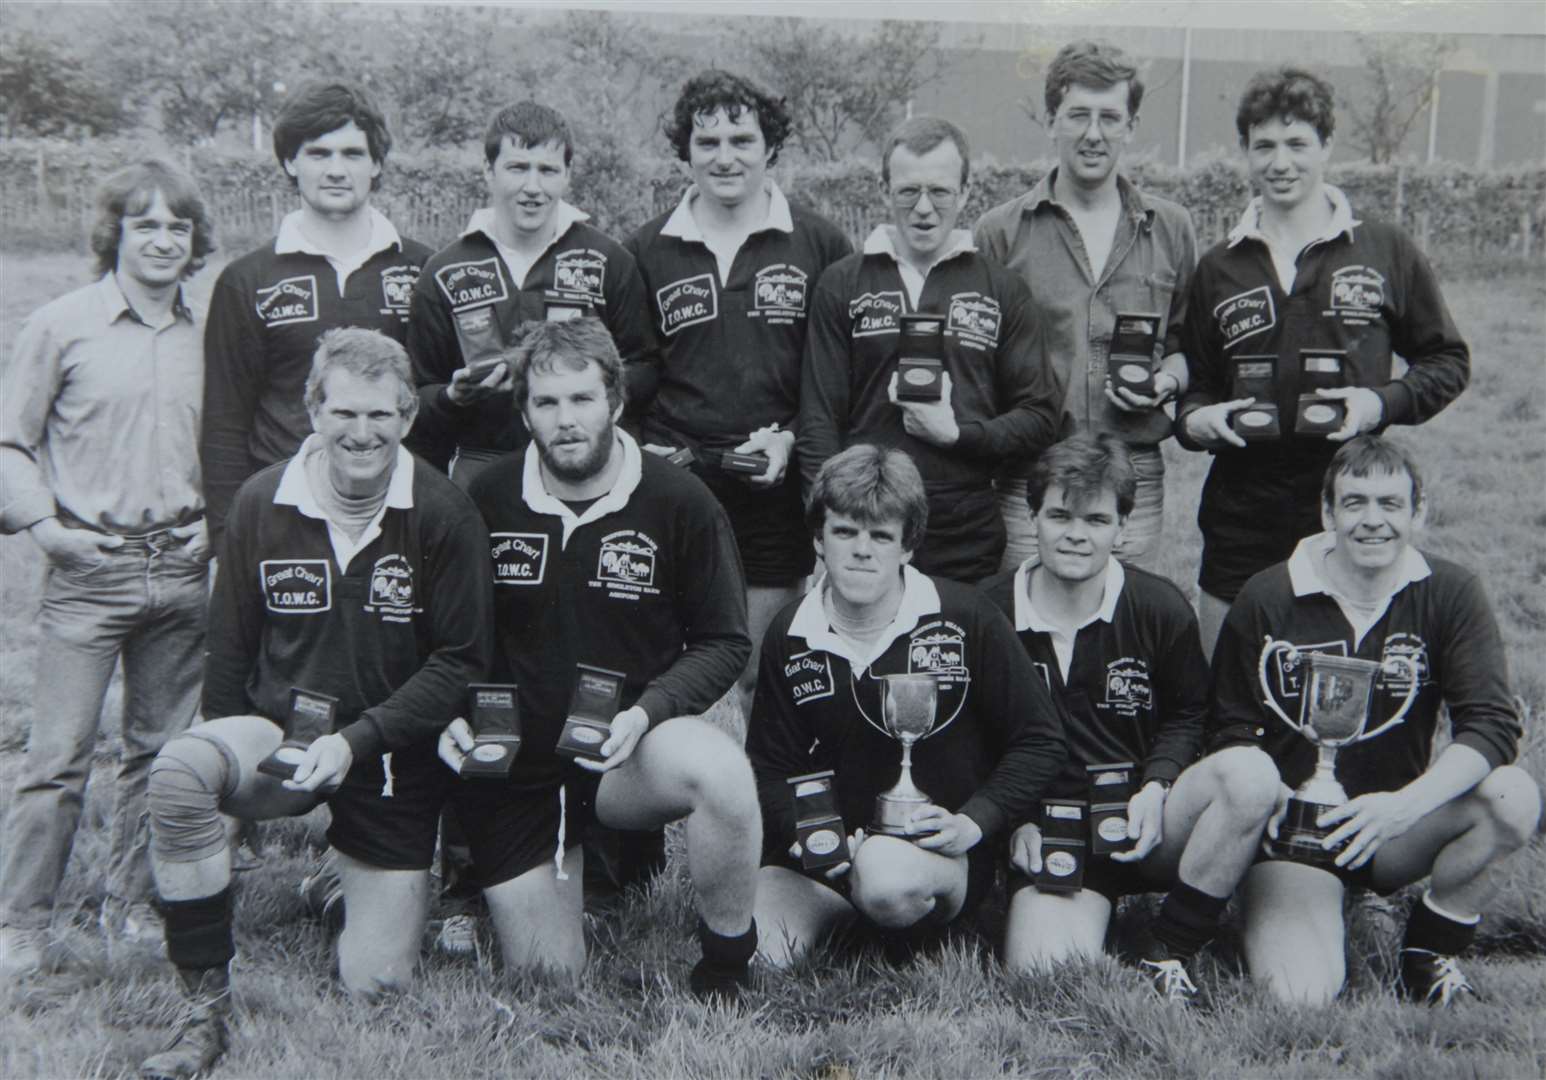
[1320,498,1335,533]
[610,397,624,426]
[900,545,915,567]
[284,157,299,180]
[1412,496,1427,530]
[1115,512,1130,546]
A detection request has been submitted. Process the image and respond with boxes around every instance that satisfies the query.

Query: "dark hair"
[89,159,214,279]
[273,81,392,191]
[304,327,417,418]
[1044,40,1144,119]
[509,317,623,413]
[1027,433,1137,518]
[1235,67,1336,145]
[484,101,574,167]
[1321,435,1423,510]
[881,116,971,187]
[805,445,929,553]
[666,70,791,166]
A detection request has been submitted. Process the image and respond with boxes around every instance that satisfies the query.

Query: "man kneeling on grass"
[981,433,1278,1005]
[1211,435,1540,1005]
[747,445,1065,965]
[139,328,493,1080]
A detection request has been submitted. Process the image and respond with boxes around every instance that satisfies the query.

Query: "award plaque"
[452,304,507,380]
[1230,356,1281,440]
[871,673,940,836]
[719,450,769,475]
[460,683,521,779]
[1294,349,1348,437]
[1258,639,1420,865]
[257,687,340,781]
[895,313,946,403]
[544,297,588,323]
[1034,799,1088,894]
[1109,312,1162,397]
[554,664,625,761]
[789,770,849,872]
[666,447,697,468]
[1087,761,1137,856]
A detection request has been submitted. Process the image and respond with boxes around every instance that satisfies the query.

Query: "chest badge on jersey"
[261,559,331,613]
[436,257,508,311]
[554,249,607,302]
[657,273,718,335]
[491,532,548,586]
[379,267,417,317]
[1102,656,1152,714]
[365,554,417,622]
[907,622,968,681]
[255,276,319,327]
[946,293,1001,347]
[594,530,661,599]
[753,264,808,319]
[1273,639,1349,699]
[1214,285,1276,350]
[1379,633,1430,692]
[1328,265,1385,319]
[785,652,835,705]
[849,291,905,338]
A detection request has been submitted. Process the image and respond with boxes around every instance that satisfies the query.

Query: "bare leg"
[1241,861,1346,1004]
[846,835,968,930]
[1004,888,1111,974]
[482,846,586,979]
[753,865,855,968]
[1144,746,1280,895]
[335,853,429,996]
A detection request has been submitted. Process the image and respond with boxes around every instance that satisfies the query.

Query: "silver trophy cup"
[1258,639,1419,864]
[871,673,940,836]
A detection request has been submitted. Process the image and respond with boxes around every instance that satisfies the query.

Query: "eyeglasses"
[1055,110,1131,137]
[890,186,962,210]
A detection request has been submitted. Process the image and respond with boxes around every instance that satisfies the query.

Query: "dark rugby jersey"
[465,431,750,792]
[625,185,851,452]
[205,440,493,763]
[1174,190,1469,601]
[405,206,650,465]
[980,557,1207,797]
[747,567,1067,860]
[1209,533,1520,797]
[202,210,430,546]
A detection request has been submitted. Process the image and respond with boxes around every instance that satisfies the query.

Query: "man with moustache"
[0,160,215,974]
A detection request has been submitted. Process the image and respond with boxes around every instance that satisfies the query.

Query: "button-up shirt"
[974,170,1197,460]
[0,273,204,535]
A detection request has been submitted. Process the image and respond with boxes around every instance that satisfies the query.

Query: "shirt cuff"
[1452,729,1511,772]
[953,419,985,454]
[958,794,1005,841]
[338,715,386,761]
[634,686,673,731]
[1141,757,1184,788]
[1374,382,1412,426]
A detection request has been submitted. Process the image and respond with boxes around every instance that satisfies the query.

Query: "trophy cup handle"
[1361,652,1421,740]
[1257,637,1305,733]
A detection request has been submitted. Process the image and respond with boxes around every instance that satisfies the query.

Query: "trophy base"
[871,792,930,837]
[1267,797,1342,866]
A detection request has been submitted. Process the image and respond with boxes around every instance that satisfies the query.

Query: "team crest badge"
[1380,633,1430,690]
[753,264,808,316]
[1104,657,1152,711]
[785,652,835,705]
[947,293,1001,346]
[1329,265,1385,315]
[490,532,548,586]
[255,276,318,327]
[554,250,607,301]
[1214,286,1276,349]
[380,267,416,315]
[597,535,657,587]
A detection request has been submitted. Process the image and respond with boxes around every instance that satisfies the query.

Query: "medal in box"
[544,295,589,323]
[1109,312,1162,397]
[461,683,521,779]
[554,664,625,761]
[1230,355,1281,440]
[895,313,945,403]
[789,770,849,872]
[257,687,339,780]
[452,304,507,381]
[1087,761,1136,855]
[719,450,769,475]
[1034,798,1088,894]
[1294,349,1348,436]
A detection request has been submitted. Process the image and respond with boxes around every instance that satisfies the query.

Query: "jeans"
[0,535,207,928]
[998,445,1166,574]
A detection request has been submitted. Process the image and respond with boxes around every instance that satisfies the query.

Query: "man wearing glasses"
[975,41,1197,574]
[799,116,1058,583]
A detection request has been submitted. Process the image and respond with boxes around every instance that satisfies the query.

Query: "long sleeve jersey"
[404,209,651,465]
[205,440,493,763]
[625,185,852,452]
[465,431,751,792]
[980,557,1207,797]
[1209,534,1520,797]
[747,567,1067,861]
[201,212,429,547]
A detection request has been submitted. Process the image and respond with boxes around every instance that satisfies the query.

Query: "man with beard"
[438,317,762,1000]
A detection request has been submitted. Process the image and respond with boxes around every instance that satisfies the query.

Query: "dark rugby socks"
[697,917,758,970]
[159,887,236,971]
[1402,890,1480,958]
[1152,881,1229,960]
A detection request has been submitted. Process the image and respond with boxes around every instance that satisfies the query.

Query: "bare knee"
[1206,746,1281,823]
[660,720,757,815]
[338,938,415,998]
[850,849,932,930]
[1472,766,1542,852]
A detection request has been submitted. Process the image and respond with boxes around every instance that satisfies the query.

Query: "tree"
[1343,33,1456,164]
[0,26,125,137]
[376,5,515,147]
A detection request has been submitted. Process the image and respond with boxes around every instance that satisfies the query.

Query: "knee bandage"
[148,732,238,864]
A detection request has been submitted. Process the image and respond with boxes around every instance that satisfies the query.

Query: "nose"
[346,415,372,442]
[714,141,736,167]
[1269,144,1292,171]
[852,532,875,558]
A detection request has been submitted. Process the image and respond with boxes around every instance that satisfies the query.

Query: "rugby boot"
[689,918,756,1005]
[1397,948,1479,1006]
[139,965,230,1080]
[1133,932,1211,1010]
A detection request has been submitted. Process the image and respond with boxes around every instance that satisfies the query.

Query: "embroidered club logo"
[1273,639,1350,699]
[490,532,548,586]
[849,290,905,338]
[435,257,508,310]
[380,267,416,315]
[947,293,1001,345]
[1214,285,1276,349]
[656,274,717,335]
[1104,657,1152,710]
[260,559,331,613]
[597,535,657,587]
[785,652,835,705]
[908,628,967,680]
[367,554,414,610]
[1329,265,1385,314]
[554,250,607,301]
[1379,633,1430,691]
[753,264,808,316]
[255,276,319,327]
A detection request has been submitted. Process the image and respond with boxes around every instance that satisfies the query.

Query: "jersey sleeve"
[604,250,657,429]
[402,266,460,471]
[1433,569,1521,770]
[1174,256,1230,452]
[744,619,811,855]
[201,269,265,547]
[1144,588,1209,785]
[953,270,1059,463]
[1377,231,1470,427]
[203,481,267,720]
[795,262,854,496]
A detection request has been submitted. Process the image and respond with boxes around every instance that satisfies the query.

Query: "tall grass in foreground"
[1,256,1543,1078]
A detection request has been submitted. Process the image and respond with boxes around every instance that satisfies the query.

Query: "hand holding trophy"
[871,673,940,836]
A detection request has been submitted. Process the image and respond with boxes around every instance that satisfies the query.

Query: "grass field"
[1,251,1543,1079]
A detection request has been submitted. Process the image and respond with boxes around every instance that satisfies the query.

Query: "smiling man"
[1209,436,1538,1006]
[1175,68,1470,656]
[406,101,650,482]
[201,82,431,551]
[975,41,1198,575]
[0,161,214,976]
[799,116,1058,583]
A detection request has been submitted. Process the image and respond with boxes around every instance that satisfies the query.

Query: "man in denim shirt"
[975,41,1196,574]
